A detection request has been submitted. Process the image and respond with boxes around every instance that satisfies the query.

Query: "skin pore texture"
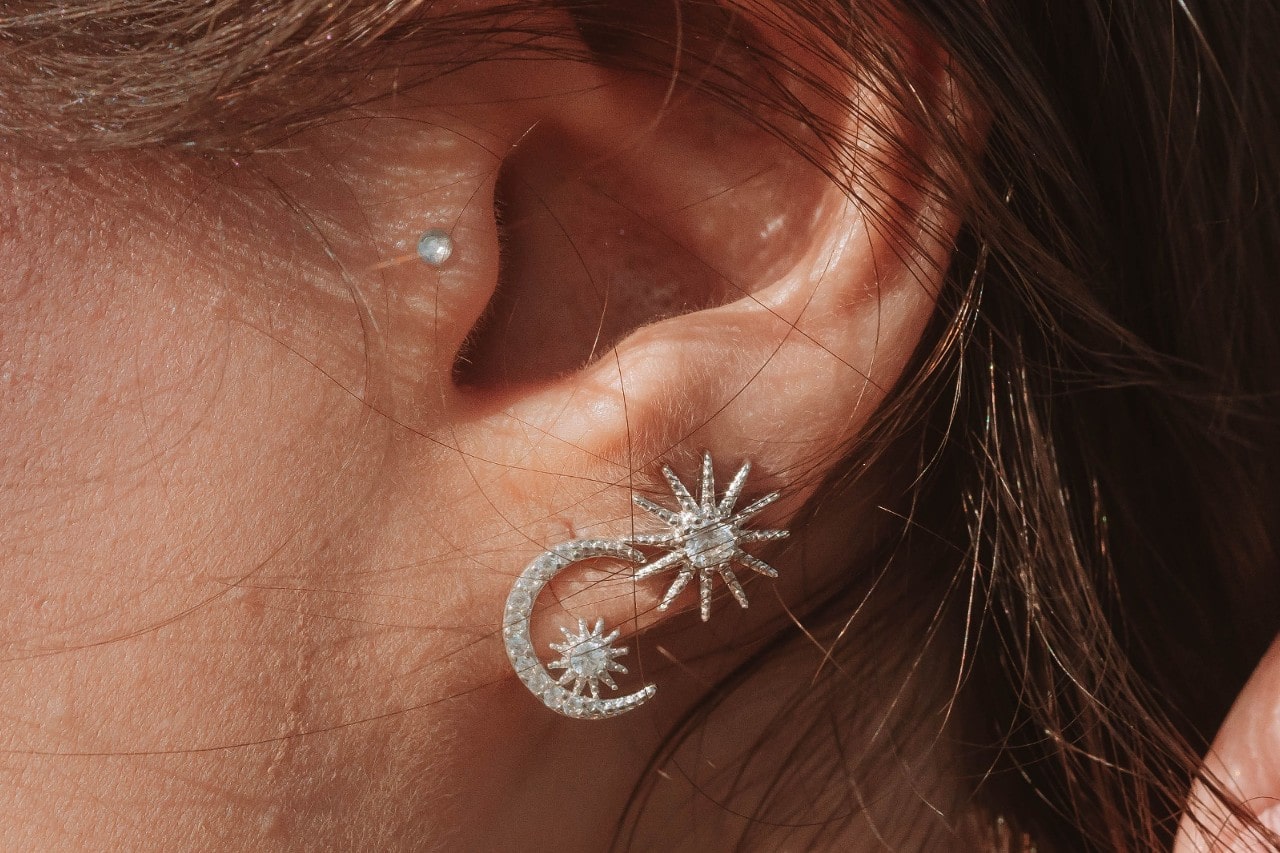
[0,27,960,852]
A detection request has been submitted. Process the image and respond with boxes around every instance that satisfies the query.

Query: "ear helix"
[501,451,789,719]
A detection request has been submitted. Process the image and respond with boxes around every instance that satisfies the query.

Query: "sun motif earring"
[629,452,789,623]
[502,452,789,719]
[502,539,656,720]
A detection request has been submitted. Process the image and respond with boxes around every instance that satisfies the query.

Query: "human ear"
[0,4,970,846]
[395,9,971,651]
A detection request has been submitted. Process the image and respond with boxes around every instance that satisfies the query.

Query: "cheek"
[0,151,437,761]
[0,59,569,774]
[0,163,512,841]
[0,55,612,761]
[0,219,364,669]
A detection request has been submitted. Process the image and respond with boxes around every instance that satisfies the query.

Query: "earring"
[630,452,789,623]
[503,540,657,720]
[416,228,454,266]
[502,453,789,719]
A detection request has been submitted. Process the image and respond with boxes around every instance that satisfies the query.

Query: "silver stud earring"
[503,540,656,720]
[416,228,454,267]
[502,453,788,719]
[630,452,789,623]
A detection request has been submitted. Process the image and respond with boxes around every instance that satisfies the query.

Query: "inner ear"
[450,82,830,391]
[452,121,732,390]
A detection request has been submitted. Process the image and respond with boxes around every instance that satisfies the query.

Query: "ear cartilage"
[501,454,788,719]
[416,228,454,267]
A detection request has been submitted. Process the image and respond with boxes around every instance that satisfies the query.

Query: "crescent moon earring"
[502,453,789,719]
[503,540,657,720]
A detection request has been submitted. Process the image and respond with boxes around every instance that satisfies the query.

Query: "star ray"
[631,531,679,546]
[719,566,750,608]
[738,529,790,544]
[633,494,681,526]
[658,567,696,610]
[662,465,699,513]
[737,551,780,578]
[699,453,716,512]
[736,490,780,520]
[634,550,685,580]
[699,571,714,621]
[718,461,752,515]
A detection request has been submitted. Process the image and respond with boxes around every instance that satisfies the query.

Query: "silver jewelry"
[630,452,789,622]
[502,454,787,718]
[503,540,656,720]
[416,228,454,266]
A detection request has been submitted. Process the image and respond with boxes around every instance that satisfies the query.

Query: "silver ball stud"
[416,228,454,267]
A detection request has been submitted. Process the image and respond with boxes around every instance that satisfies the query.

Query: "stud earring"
[501,453,788,719]
[416,228,454,267]
[502,540,657,720]
[629,452,789,623]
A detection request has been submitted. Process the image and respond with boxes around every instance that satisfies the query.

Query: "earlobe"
[502,451,791,718]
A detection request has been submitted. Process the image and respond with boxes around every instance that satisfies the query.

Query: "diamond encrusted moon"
[503,540,657,720]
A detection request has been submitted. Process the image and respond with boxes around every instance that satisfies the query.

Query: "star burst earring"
[501,453,788,719]
[630,452,789,622]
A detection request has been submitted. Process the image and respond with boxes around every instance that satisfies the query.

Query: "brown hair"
[3,0,1278,849]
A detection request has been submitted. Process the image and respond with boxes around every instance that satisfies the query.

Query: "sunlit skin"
[0,31,956,853]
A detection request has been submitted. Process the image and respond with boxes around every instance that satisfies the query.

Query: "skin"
[1177,636,1280,851]
[0,20,1108,852]
[8,12,1276,851]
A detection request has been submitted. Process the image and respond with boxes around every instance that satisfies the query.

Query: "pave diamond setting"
[503,540,656,719]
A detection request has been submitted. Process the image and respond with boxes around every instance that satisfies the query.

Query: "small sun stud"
[631,452,789,622]
[547,617,632,700]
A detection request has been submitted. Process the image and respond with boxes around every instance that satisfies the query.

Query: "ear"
[1175,635,1280,851]
[431,17,963,634]
[336,9,971,690]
